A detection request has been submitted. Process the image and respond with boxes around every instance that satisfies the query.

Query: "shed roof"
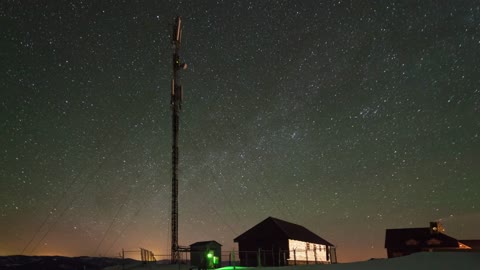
[385,227,459,249]
[190,240,222,247]
[234,217,334,246]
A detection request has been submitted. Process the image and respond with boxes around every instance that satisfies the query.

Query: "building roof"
[190,240,222,247]
[459,240,480,249]
[385,227,459,249]
[234,217,334,246]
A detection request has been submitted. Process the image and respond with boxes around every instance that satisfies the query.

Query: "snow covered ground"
[104,252,480,270]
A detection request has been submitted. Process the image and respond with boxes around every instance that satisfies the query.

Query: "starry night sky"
[1,0,479,262]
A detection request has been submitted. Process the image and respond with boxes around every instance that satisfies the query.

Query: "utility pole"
[170,15,186,264]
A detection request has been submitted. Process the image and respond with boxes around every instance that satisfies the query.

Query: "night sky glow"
[1,1,480,262]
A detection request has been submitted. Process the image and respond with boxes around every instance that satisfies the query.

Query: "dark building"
[385,221,477,258]
[459,240,480,250]
[234,217,335,266]
[190,241,222,269]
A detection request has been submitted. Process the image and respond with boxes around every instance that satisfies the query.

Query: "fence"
[229,248,335,267]
[121,247,157,263]
[119,248,336,268]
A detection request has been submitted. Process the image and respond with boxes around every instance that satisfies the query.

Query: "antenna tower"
[170,16,186,264]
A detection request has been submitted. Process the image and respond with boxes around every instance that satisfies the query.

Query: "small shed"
[234,217,335,266]
[190,240,222,269]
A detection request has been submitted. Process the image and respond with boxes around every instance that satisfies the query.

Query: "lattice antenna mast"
[170,15,187,264]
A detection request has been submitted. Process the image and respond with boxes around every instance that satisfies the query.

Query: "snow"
[104,252,480,270]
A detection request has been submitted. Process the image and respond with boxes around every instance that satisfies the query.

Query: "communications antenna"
[170,15,187,264]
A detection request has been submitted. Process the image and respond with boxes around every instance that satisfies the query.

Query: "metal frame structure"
[170,15,187,264]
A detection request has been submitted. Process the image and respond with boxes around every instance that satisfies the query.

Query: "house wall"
[288,239,329,263]
[329,246,337,263]
[237,239,289,267]
[236,220,290,267]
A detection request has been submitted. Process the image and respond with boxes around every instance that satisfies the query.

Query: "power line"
[258,177,295,220]
[214,170,244,227]
[187,176,239,236]
[103,171,169,255]
[29,158,110,254]
[94,201,128,256]
[21,77,158,254]
[27,74,168,254]
[28,110,152,254]
[20,172,83,254]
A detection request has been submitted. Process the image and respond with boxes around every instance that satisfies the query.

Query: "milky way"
[1,1,479,262]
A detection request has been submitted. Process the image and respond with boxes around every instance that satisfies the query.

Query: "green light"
[207,251,214,259]
[216,267,248,270]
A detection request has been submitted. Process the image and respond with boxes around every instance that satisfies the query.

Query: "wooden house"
[234,217,336,266]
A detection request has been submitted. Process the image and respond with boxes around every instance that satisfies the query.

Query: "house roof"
[234,217,334,246]
[459,240,480,249]
[190,240,222,247]
[385,227,459,249]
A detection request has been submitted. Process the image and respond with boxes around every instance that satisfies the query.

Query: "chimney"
[430,221,445,234]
